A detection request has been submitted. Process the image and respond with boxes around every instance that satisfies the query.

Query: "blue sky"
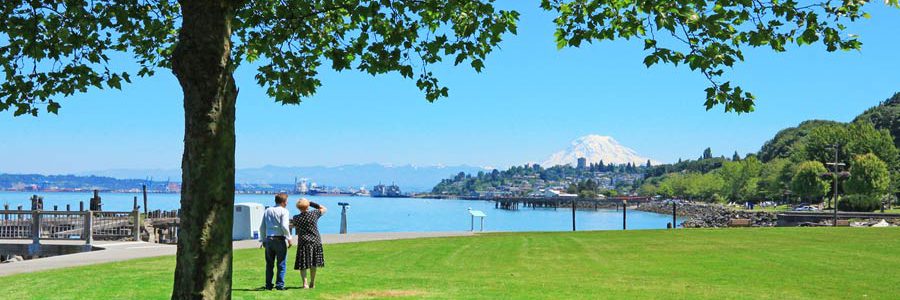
[2,3,899,174]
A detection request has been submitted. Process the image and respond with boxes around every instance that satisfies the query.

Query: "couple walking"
[259,193,327,290]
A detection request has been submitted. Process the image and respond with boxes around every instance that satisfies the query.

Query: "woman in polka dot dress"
[291,198,327,289]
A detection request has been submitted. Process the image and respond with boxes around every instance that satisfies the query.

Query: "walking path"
[0,231,473,277]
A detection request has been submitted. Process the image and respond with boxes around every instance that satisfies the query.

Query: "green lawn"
[3,228,900,299]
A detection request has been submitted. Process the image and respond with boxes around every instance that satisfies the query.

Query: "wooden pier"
[145,209,181,244]
[0,191,184,259]
[491,196,653,211]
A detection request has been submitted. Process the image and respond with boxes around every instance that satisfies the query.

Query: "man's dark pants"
[264,237,287,289]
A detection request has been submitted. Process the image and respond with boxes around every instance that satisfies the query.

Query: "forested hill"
[637,91,900,210]
[0,173,166,191]
[755,92,900,163]
[757,120,842,162]
[855,92,900,149]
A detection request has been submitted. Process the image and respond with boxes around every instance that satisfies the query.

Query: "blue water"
[0,191,683,233]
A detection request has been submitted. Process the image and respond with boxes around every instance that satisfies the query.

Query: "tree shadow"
[231,286,268,292]
[232,286,304,292]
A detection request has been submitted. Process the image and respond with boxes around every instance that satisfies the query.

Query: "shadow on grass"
[232,286,305,292]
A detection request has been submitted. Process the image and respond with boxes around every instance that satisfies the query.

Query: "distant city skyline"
[1,3,899,175]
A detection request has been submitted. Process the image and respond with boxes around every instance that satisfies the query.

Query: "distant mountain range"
[543,135,660,167]
[10,135,660,193]
[81,164,486,192]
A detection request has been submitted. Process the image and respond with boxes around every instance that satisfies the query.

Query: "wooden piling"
[90,190,101,211]
[133,210,141,241]
[672,202,677,229]
[84,211,93,246]
[142,184,148,214]
[571,200,576,231]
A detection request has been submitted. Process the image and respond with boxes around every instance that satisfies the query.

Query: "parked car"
[793,205,819,211]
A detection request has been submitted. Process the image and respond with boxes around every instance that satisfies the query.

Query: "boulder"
[1,255,24,264]
[871,219,891,227]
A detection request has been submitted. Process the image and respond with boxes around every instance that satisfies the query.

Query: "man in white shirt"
[259,193,293,290]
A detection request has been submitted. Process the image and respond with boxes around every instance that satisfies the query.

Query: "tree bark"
[171,1,237,299]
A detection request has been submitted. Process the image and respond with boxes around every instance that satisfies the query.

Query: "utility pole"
[826,144,845,227]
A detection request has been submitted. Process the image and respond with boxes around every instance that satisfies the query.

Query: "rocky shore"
[636,201,777,228]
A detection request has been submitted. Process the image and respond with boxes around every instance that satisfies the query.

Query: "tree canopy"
[800,121,899,170]
[855,92,900,149]
[844,153,890,196]
[542,0,899,113]
[757,158,792,201]
[717,155,762,202]
[757,120,841,162]
[0,1,519,116]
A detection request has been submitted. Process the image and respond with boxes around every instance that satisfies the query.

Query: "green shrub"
[838,194,881,212]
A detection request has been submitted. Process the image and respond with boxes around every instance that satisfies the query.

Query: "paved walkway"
[0,231,472,277]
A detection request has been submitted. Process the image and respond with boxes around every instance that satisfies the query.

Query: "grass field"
[2,228,900,299]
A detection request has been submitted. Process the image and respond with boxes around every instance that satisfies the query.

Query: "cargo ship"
[306,187,353,196]
[371,183,407,198]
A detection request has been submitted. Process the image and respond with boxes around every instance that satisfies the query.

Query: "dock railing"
[0,209,140,256]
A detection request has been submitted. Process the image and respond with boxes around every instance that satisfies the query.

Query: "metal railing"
[0,210,140,242]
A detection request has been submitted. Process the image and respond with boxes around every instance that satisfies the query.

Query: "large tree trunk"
[171,1,237,299]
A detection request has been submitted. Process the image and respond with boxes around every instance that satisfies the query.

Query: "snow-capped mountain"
[543,135,660,167]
